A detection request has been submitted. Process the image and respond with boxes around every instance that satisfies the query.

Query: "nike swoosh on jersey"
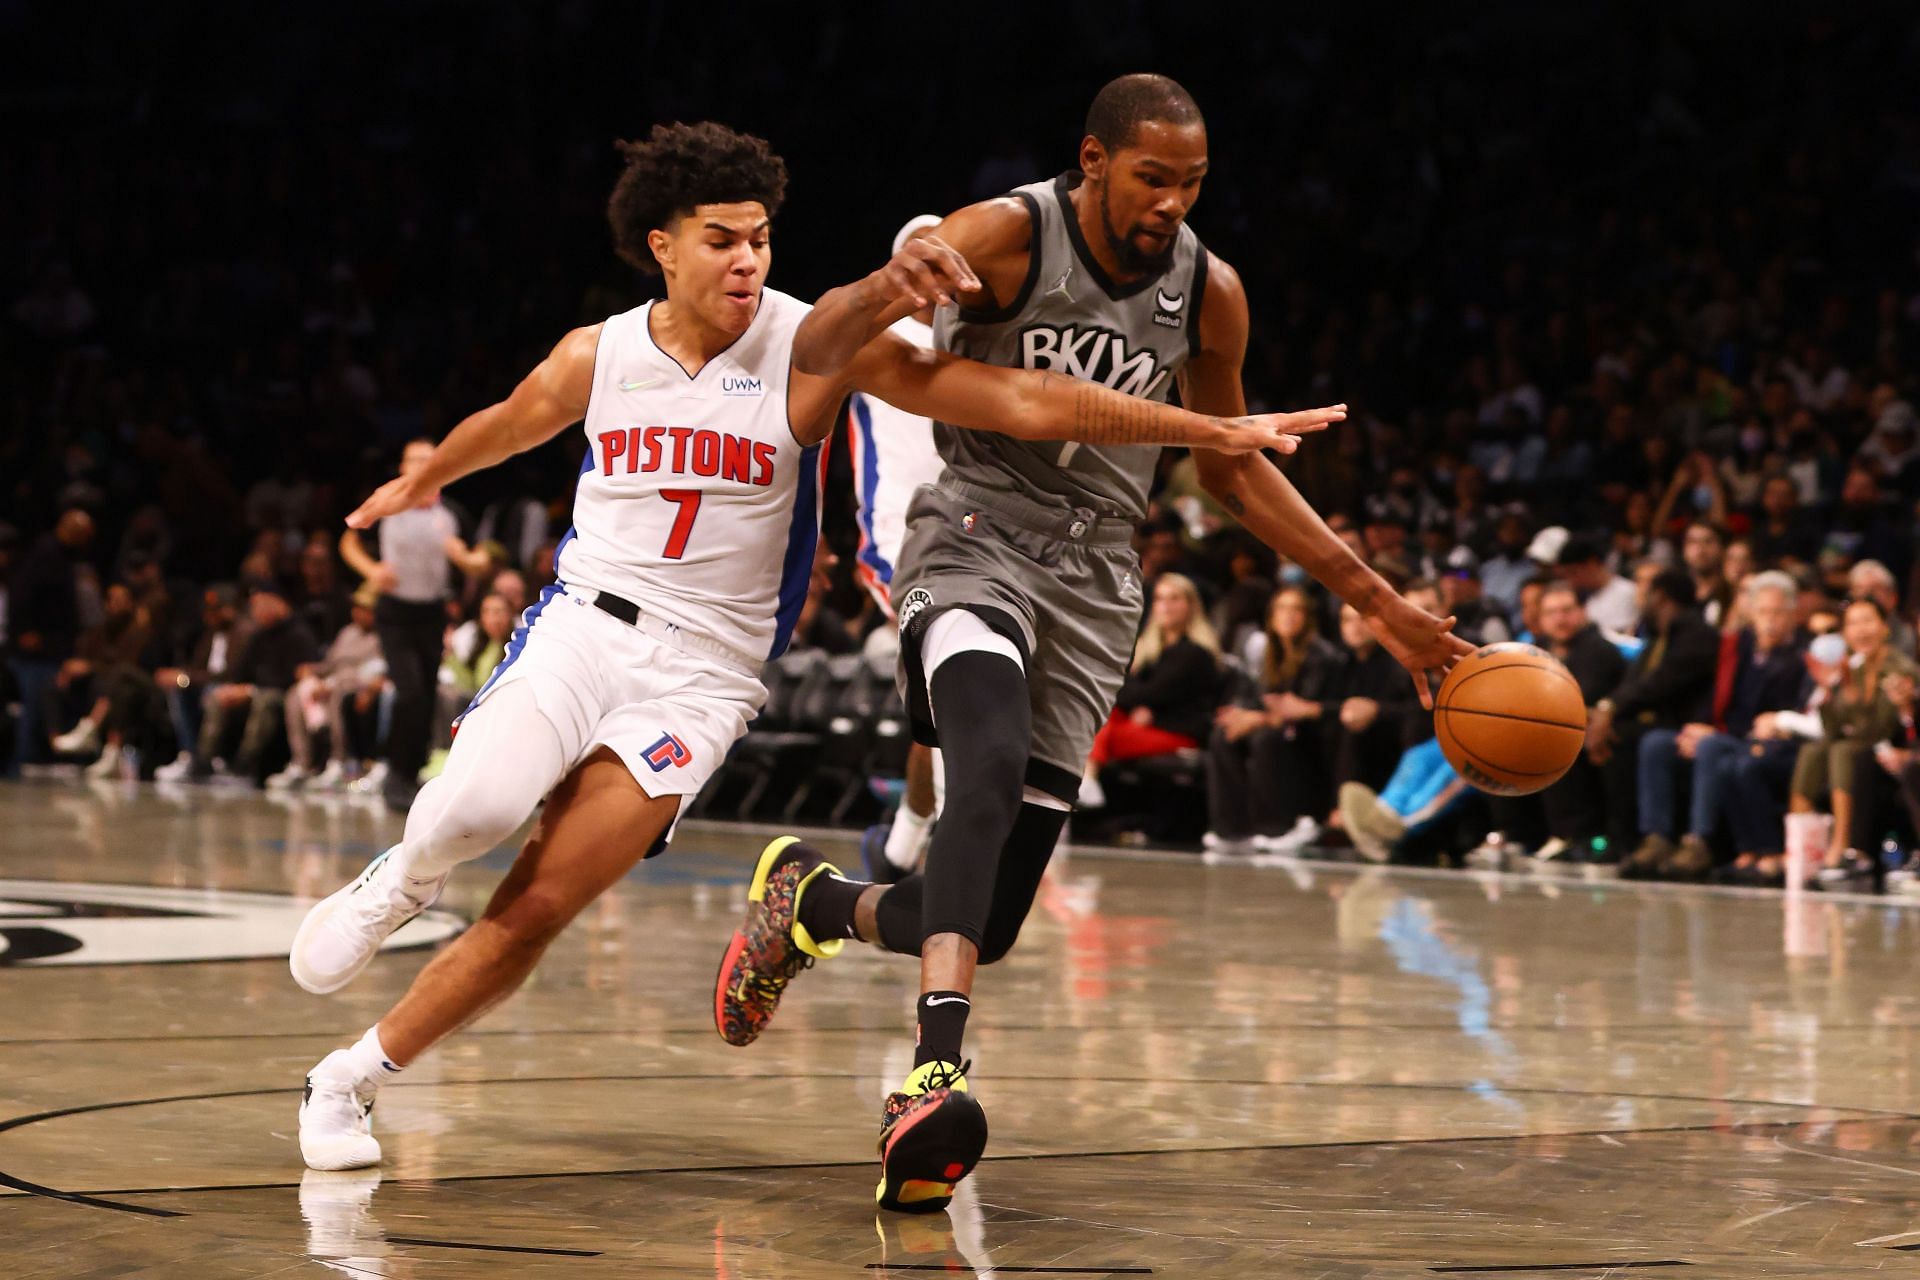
[620,377,663,391]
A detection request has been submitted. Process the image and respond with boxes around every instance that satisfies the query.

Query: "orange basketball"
[1433,642,1588,796]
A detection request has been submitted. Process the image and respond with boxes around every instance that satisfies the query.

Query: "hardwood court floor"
[8,782,1920,1277]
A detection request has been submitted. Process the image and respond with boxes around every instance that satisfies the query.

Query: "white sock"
[342,1026,406,1091]
[884,803,934,871]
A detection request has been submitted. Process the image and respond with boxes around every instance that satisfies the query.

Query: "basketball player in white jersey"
[851,214,948,886]
[287,121,1337,1173]
[714,76,1472,1215]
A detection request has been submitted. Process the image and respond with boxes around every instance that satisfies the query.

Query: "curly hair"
[607,122,788,274]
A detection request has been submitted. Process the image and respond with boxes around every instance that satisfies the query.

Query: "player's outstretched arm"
[1179,255,1471,707]
[345,326,599,529]
[794,234,982,377]
[840,332,1340,454]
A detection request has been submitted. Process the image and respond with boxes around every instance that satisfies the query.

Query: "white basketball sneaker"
[290,847,447,994]
[300,1050,382,1171]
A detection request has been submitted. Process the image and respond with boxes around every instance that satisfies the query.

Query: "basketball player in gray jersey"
[715,75,1470,1214]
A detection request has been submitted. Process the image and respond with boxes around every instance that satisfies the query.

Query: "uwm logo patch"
[1019,324,1169,397]
[643,732,693,772]
[722,375,763,397]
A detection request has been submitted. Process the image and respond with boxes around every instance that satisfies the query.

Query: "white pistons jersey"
[847,314,944,612]
[554,287,820,663]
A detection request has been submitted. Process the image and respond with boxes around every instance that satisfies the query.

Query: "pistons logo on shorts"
[642,732,693,772]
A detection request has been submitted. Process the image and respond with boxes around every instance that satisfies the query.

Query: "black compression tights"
[871,650,1069,963]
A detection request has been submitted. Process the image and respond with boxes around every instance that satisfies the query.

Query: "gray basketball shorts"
[891,480,1144,803]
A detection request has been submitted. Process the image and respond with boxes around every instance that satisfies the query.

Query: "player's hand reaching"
[346,475,428,530]
[1212,403,1346,456]
[1362,591,1475,711]
[870,233,982,311]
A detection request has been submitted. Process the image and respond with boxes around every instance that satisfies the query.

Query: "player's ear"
[1079,134,1108,182]
[647,226,674,275]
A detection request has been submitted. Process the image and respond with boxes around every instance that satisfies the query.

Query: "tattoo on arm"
[1071,383,1219,446]
[1221,492,1246,516]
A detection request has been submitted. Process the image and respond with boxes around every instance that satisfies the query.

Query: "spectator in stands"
[1592,568,1721,875]
[1848,560,1915,657]
[1629,571,1807,879]
[436,591,513,736]
[1678,521,1732,627]
[1205,586,1345,854]
[295,539,351,643]
[1789,597,1919,884]
[1512,583,1629,868]
[268,583,387,791]
[152,585,249,778]
[6,508,92,773]
[1438,548,1512,646]
[1748,475,1820,566]
[1084,574,1222,806]
[1322,600,1420,840]
[489,567,529,619]
[48,581,167,778]
[1555,534,1641,635]
[161,585,317,783]
[1480,507,1535,620]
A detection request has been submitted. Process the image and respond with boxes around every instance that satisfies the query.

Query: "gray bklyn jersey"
[931,171,1207,523]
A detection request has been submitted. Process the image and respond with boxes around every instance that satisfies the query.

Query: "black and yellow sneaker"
[713,837,844,1046]
[876,1059,988,1215]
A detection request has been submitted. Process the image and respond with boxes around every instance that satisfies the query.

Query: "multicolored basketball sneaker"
[876,1059,988,1215]
[713,837,844,1046]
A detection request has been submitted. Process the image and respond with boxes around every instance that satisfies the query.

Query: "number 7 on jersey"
[659,489,702,559]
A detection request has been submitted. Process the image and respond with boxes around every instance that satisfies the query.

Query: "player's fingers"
[928,243,981,292]
[883,264,929,308]
[1412,668,1435,711]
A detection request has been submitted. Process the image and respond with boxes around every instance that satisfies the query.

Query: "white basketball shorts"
[462,587,766,828]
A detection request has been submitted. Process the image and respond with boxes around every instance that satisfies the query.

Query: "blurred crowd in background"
[7,5,1920,888]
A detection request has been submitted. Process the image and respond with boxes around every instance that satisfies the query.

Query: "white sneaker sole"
[299,1128,382,1171]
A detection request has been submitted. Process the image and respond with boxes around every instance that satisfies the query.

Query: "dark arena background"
[8,3,1920,1276]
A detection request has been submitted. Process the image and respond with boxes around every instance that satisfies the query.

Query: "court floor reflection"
[7,781,1920,1276]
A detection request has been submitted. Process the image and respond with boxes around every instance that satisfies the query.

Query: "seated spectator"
[1748,474,1820,567]
[1480,507,1535,619]
[1204,586,1345,854]
[1872,672,1920,887]
[159,585,317,783]
[48,581,168,778]
[1677,520,1732,627]
[1487,584,1629,868]
[1848,559,1915,657]
[1084,574,1221,805]
[1555,534,1642,635]
[1789,597,1920,884]
[268,584,388,790]
[1629,571,1807,880]
[151,585,250,777]
[6,509,91,774]
[436,591,514,740]
[1438,548,1512,646]
[1590,568,1721,875]
[1338,736,1471,863]
[1320,600,1420,839]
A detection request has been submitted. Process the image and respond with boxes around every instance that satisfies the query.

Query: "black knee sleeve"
[920,651,1033,948]
[975,803,1069,964]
